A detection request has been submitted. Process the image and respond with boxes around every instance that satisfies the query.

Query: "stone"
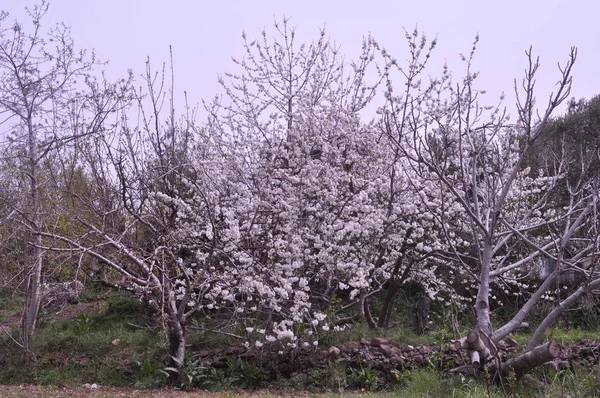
[370,338,389,347]
[379,344,395,358]
[328,346,341,358]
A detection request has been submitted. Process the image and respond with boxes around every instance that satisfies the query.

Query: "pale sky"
[2,0,599,120]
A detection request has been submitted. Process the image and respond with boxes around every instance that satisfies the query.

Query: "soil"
[0,384,303,397]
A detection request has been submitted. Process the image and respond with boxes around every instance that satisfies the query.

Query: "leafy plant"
[73,313,93,335]
[134,354,168,389]
[327,362,349,391]
[225,357,268,389]
[165,356,228,390]
[348,364,383,391]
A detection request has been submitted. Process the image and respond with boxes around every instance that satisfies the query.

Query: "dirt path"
[0,385,313,397]
[0,385,191,397]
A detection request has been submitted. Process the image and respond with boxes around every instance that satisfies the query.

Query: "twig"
[187,326,246,340]
[0,324,24,348]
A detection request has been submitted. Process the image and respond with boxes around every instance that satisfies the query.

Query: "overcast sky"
[2,0,599,120]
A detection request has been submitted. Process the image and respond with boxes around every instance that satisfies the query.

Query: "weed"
[73,313,93,335]
[225,357,268,389]
[164,355,230,391]
[349,364,383,391]
[546,366,597,397]
[327,361,348,391]
[133,354,168,389]
[34,365,81,386]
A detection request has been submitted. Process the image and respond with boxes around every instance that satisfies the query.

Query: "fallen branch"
[501,341,561,380]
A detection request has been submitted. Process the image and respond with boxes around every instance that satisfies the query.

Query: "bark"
[469,350,480,367]
[474,242,493,335]
[450,330,490,369]
[167,307,186,385]
[414,295,430,335]
[22,113,43,362]
[25,237,43,333]
[450,336,469,351]
[335,289,366,326]
[378,282,400,328]
[501,342,561,380]
[363,295,377,329]
[467,330,491,360]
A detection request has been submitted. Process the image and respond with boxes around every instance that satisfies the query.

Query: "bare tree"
[0,3,130,361]
[379,32,598,378]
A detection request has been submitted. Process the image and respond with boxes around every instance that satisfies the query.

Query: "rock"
[580,347,593,356]
[328,346,341,358]
[390,356,406,367]
[379,344,396,358]
[370,338,389,347]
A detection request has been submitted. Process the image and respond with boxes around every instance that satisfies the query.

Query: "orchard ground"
[1,287,600,397]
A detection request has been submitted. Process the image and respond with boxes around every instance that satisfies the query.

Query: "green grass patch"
[0,288,23,318]
[512,327,600,347]
[0,294,166,388]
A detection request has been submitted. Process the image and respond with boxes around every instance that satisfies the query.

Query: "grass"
[0,287,23,322]
[0,293,166,387]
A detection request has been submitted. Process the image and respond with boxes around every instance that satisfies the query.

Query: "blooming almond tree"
[211,21,463,336]
[207,19,387,334]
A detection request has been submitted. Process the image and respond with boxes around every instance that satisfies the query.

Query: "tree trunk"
[378,282,400,328]
[364,295,377,329]
[414,295,430,335]
[474,242,493,335]
[25,239,43,333]
[22,114,43,362]
[167,308,186,385]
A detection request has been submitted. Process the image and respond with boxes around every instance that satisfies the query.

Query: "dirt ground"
[0,384,313,397]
